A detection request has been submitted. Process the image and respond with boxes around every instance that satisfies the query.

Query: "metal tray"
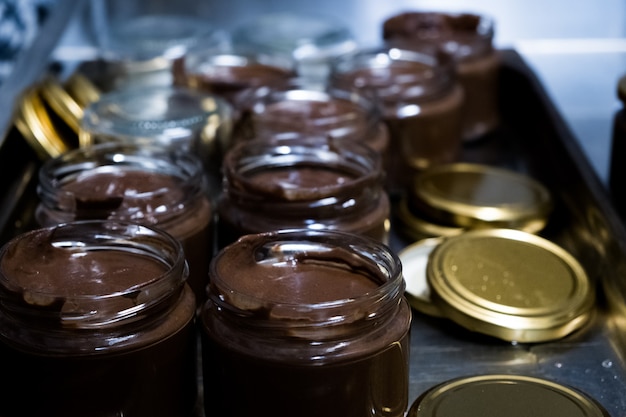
[1,44,626,415]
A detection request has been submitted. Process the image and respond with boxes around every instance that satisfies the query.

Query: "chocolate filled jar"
[331,46,464,196]
[35,143,213,304]
[216,135,390,248]
[0,221,197,417]
[201,229,412,417]
[174,47,296,108]
[237,80,389,156]
[382,11,500,141]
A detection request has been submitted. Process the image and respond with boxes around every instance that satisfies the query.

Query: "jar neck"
[0,221,189,355]
[240,80,385,143]
[36,143,208,226]
[331,46,458,104]
[221,136,385,218]
[204,230,406,362]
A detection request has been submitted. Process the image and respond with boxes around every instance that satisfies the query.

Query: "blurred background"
[3,0,626,185]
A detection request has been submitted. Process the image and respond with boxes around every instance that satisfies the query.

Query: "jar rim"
[223,135,383,200]
[209,229,403,311]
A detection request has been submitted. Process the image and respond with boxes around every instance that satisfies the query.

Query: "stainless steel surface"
[1,2,626,416]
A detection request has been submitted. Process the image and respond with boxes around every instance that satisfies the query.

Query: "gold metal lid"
[426,228,594,343]
[15,87,71,160]
[398,237,446,317]
[396,196,465,241]
[40,77,84,134]
[411,163,552,233]
[408,374,610,417]
[65,71,101,108]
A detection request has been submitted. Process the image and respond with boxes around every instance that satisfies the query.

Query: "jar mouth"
[209,229,404,323]
[223,135,383,203]
[37,143,206,224]
[382,12,495,60]
[0,220,187,329]
[80,85,227,144]
[330,46,457,101]
[242,80,383,139]
[183,49,296,78]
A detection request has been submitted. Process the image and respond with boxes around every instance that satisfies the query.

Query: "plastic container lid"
[410,162,552,233]
[426,228,594,343]
[408,374,610,417]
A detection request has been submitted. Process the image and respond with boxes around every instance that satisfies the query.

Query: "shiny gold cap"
[411,163,552,233]
[15,87,71,160]
[40,77,84,134]
[399,237,446,317]
[65,71,101,108]
[426,228,594,343]
[408,374,610,417]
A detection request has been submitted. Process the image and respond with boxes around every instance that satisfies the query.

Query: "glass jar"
[0,220,197,417]
[35,143,213,304]
[216,135,390,248]
[201,229,412,417]
[175,47,296,108]
[331,46,464,196]
[237,80,389,156]
[89,0,229,89]
[79,85,233,193]
[382,11,500,141]
[231,12,358,85]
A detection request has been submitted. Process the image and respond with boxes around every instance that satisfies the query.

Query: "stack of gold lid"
[409,374,610,417]
[14,72,101,160]
[399,228,594,343]
[397,162,553,241]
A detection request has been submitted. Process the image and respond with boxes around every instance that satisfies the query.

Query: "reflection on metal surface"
[408,374,610,417]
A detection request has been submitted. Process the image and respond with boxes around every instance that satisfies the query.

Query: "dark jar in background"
[236,80,390,157]
[382,11,500,142]
[216,135,391,248]
[330,46,464,196]
[35,143,213,304]
[201,229,412,417]
[0,221,197,417]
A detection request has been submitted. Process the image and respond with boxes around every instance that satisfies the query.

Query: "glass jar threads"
[331,46,464,195]
[201,229,412,417]
[0,220,197,417]
[35,143,213,303]
[216,135,390,248]
[237,80,389,156]
[79,85,233,192]
[382,11,500,141]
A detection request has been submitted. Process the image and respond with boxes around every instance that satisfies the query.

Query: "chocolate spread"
[39,168,213,303]
[201,231,411,417]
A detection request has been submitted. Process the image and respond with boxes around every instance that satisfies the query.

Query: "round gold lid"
[65,72,101,108]
[408,374,609,417]
[398,237,446,317]
[15,87,71,160]
[396,196,465,241]
[411,163,552,232]
[40,77,84,134]
[426,228,594,343]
